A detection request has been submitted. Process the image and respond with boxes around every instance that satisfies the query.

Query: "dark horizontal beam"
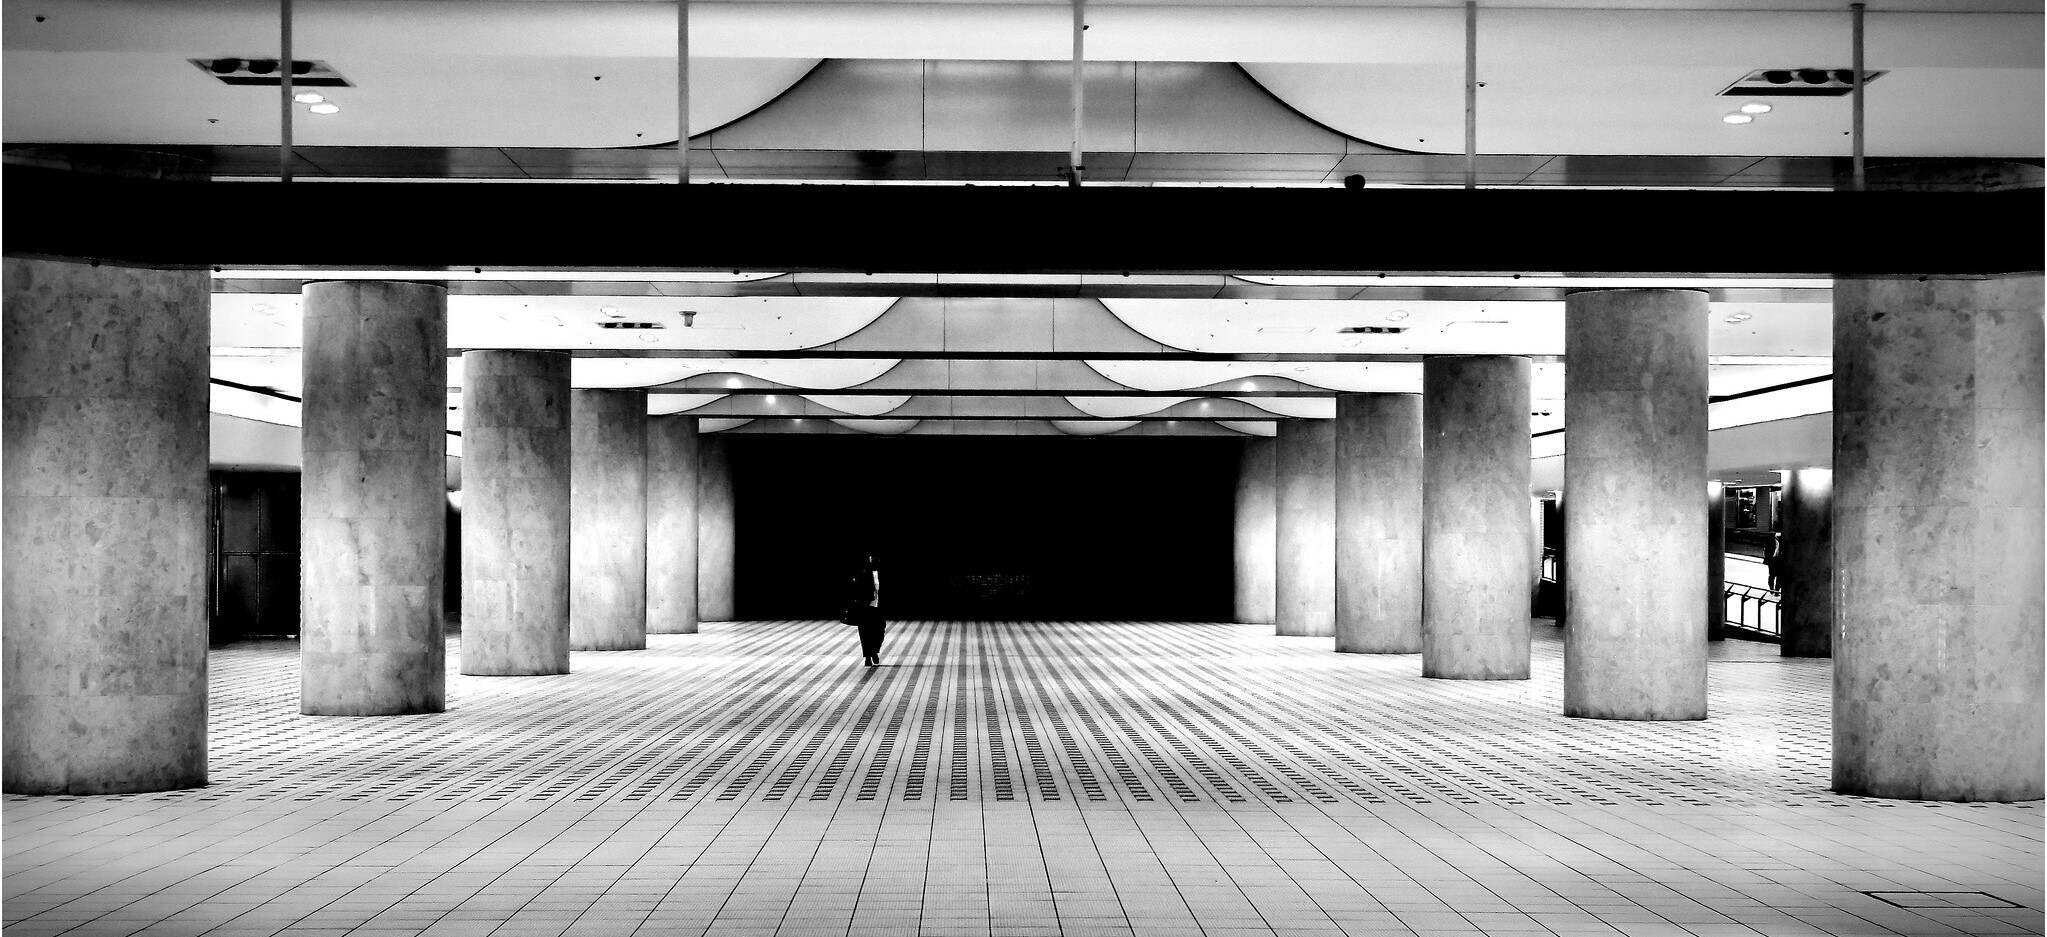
[5,167,2039,275]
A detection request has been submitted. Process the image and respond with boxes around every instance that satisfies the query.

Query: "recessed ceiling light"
[1385,309,1411,322]
[307,102,339,115]
[599,305,622,318]
[293,91,324,104]
[1739,101,1772,115]
[1722,113,1753,125]
[250,303,272,314]
[1725,312,1754,323]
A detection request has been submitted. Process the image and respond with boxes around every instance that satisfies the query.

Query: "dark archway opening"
[729,435,1238,621]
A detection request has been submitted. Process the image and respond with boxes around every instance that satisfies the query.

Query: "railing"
[1724,583,1781,639]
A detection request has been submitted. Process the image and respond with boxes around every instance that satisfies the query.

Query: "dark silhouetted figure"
[844,553,885,667]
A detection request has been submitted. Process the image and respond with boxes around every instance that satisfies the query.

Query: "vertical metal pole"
[1850,2,1866,192]
[1070,0,1085,187]
[678,0,690,185]
[1463,0,1477,190]
[280,0,293,182]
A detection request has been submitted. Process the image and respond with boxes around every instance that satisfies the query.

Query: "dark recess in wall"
[728,435,1239,621]
[208,469,462,643]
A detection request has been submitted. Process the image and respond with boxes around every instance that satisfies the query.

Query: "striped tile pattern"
[4,621,2039,937]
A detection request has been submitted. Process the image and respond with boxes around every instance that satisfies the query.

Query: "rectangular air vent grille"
[191,58,351,88]
[1721,67,1884,97]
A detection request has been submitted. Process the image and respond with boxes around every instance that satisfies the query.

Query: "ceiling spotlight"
[246,58,277,75]
[681,310,698,327]
[209,58,241,74]
[307,102,339,115]
[1725,312,1754,323]
[1832,68,1858,85]
[1722,113,1754,125]
[1762,69,1794,84]
[1739,101,1772,115]
[293,91,324,104]
[1797,68,1830,84]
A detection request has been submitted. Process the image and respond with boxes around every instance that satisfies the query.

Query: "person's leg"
[873,617,887,664]
[859,618,881,662]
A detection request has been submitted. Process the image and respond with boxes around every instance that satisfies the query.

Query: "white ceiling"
[5,1,2037,154]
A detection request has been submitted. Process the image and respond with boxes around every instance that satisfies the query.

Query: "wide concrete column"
[1334,394,1423,653]
[1560,290,1708,719]
[1274,418,1335,637]
[459,351,570,676]
[647,415,701,634]
[1834,274,2043,802]
[697,434,736,622]
[1778,468,1833,658]
[301,280,448,715]
[571,390,648,650]
[1232,437,1277,625]
[2,258,210,793]
[1422,356,1532,679]
[1707,482,1727,642]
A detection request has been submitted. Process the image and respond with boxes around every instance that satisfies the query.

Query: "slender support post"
[279,0,293,182]
[1070,0,1085,187]
[678,0,690,185]
[1850,2,1866,192]
[1463,0,1477,190]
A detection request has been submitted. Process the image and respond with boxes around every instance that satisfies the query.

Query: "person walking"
[844,553,886,667]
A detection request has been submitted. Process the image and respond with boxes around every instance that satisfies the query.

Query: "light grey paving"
[5,621,2040,937]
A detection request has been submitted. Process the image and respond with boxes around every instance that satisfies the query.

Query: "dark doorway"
[728,435,1238,621]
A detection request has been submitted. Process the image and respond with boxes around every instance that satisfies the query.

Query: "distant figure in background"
[1765,525,1785,592]
[843,553,885,667]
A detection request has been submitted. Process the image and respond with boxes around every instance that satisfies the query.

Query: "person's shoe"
[864,656,876,667]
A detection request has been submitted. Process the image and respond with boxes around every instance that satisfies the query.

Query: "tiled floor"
[4,621,2040,937]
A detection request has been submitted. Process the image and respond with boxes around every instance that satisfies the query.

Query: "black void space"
[729,435,1240,622]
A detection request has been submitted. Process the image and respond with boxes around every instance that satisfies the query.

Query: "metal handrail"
[1724,583,1781,638]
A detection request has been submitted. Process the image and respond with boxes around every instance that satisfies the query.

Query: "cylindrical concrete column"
[648,415,701,634]
[301,280,448,715]
[1422,356,1532,679]
[2,258,210,793]
[1233,437,1277,625]
[1275,418,1335,637]
[1334,394,1422,653]
[697,434,736,622]
[1562,289,1708,720]
[1834,274,2043,801]
[1707,482,1727,642]
[571,390,648,650]
[1779,468,1833,658]
[459,351,570,676]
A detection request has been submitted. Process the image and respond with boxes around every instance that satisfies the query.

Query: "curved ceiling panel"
[1227,397,1334,419]
[802,394,913,416]
[1242,9,2041,157]
[453,296,895,352]
[1087,360,1420,393]
[4,44,818,147]
[1052,420,1142,436]
[576,358,900,390]
[1216,421,1279,437]
[830,419,921,435]
[1102,298,1832,358]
